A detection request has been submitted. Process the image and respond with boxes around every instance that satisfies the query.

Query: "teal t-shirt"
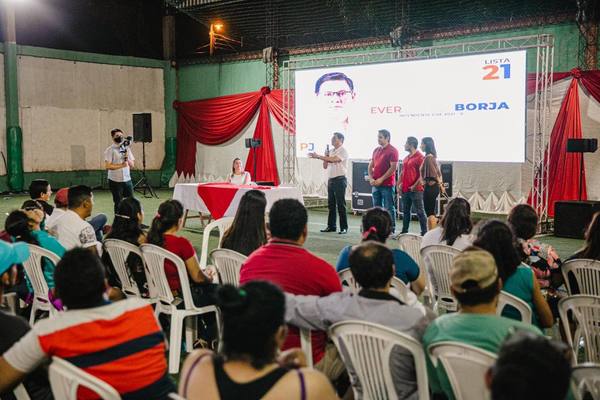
[26,230,66,291]
[336,245,420,284]
[502,263,538,327]
[422,313,542,400]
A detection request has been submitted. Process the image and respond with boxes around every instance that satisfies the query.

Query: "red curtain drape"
[527,68,600,216]
[173,86,291,185]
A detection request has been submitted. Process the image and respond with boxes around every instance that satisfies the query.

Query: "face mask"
[114,136,123,144]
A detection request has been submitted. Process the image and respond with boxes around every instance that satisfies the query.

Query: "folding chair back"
[496,291,532,324]
[562,259,600,296]
[330,320,430,400]
[23,244,60,324]
[559,295,600,363]
[209,248,247,286]
[49,357,121,400]
[420,245,461,313]
[572,363,600,400]
[428,341,497,400]
[103,239,144,298]
[199,217,234,269]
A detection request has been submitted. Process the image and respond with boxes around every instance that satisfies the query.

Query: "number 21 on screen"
[482,64,511,80]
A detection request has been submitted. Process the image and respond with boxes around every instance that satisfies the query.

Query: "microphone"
[325,144,330,156]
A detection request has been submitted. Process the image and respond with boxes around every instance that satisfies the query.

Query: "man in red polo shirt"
[398,136,428,235]
[239,198,343,379]
[368,129,400,232]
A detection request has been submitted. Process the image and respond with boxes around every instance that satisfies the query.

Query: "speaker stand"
[133,142,159,199]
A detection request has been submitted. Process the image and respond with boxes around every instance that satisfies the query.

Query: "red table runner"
[196,183,272,219]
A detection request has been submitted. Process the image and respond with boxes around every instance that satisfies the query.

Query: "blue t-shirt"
[501,263,539,327]
[336,245,420,284]
[26,230,66,291]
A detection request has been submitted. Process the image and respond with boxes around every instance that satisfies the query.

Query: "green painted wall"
[178,60,267,101]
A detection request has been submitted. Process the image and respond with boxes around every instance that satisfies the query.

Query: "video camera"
[119,136,133,154]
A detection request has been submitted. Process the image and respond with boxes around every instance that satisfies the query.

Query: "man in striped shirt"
[0,248,174,399]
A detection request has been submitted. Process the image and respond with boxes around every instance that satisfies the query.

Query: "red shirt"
[162,234,196,291]
[401,151,425,193]
[372,144,399,187]
[239,241,342,363]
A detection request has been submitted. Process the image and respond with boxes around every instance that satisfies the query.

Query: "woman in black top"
[220,190,267,256]
[419,137,444,230]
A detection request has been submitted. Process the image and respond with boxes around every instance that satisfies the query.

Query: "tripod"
[133,142,158,199]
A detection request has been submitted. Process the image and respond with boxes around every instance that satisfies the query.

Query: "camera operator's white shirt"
[104,144,135,182]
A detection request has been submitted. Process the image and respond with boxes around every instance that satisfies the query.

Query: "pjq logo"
[300,143,315,152]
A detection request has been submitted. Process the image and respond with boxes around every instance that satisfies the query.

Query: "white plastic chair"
[2,292,18,315]
[13,384,30,400]
[22,244,61,324]
[48,357,121,400]
[103,239,145,298]
[420,245,461,313]
[140,244,221,374]
[300,328,314,368]
[209,248,247,286]
[496,291,532,324]
[199,217,234,269]
[559,295,600,363]
[337,268,411,304]
[562,259,600,296]
[396,233,424,268]
[329,320,430,400]
[428,341,497,400]
[572,363,600,400]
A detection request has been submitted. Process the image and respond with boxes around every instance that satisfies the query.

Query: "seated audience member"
[44,187,68,228]
[28,179,53,217]
[5,208,65,296]
[226,157,252,185]
[473,220,553,329]
[147,200,216,307]
[239,199,342,379]
[0,248,174,399]
[486,331,572,400]
[421,197,473,251]
[287,241,433,399]
[508,204,562,289]
[423,248,543,400]
[220,190,267,256]
[568,210,600,261]
[51,185,102,253]
[0,241,52,400]
[336,207,425,294]
[179,281,337,400]
[102,197,148,296]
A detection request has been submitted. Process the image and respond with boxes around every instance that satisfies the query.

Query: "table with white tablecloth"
[173,183,304,222]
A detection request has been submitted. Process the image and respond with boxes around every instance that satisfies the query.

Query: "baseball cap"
[54,187,68,207]
[450,248,498,293]
[0,240,30,275]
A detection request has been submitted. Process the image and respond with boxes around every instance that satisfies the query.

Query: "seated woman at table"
[221,190,268,256]
[227,158,252,185]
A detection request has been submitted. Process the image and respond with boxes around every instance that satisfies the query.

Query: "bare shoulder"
[269,368,338,400]
[180,349,214,380]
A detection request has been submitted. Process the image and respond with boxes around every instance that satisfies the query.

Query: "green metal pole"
[160,63,177,187]
[3,0,24,192]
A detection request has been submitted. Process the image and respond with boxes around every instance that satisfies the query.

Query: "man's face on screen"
[317,80,354,122]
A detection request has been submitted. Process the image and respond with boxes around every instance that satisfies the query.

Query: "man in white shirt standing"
[104,128,135,213]
[309,132,349,234]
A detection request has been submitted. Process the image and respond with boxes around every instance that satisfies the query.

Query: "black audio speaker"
[566,138,598,153]
[554,200,600,239]
[133,113,152,143]
[440,163,453,198]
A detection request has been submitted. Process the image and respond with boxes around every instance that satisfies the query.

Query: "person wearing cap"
[0,241,52,400]
[422,247,542,400]
[44,187,68,229]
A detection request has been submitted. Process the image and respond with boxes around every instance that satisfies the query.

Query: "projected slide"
[295,50,527,162]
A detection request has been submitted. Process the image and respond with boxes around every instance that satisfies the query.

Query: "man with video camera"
[104,128,135,212]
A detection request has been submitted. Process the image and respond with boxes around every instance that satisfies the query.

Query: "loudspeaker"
[554,200,600,239]
[440,163,453,198]
[566,138,598,153]
[133,113,152,143]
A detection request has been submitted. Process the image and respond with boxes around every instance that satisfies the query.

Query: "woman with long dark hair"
[336,207,425,294]
[419,137,444,230]
[178,281,337,400]
[227,158,252,185]
[421,197,473,250]
[473,219,553,329]
[569,211,600,260]
[147,200,215,306]
[221,190,267,256]
[103,197,148,295]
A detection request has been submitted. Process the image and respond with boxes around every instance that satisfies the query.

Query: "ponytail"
[147,200,184,247]
[361,207,392,243]
[5,210,40,246]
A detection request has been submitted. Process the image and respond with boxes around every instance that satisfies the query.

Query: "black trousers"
[108,179,134,213]
[327,176,348,231]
